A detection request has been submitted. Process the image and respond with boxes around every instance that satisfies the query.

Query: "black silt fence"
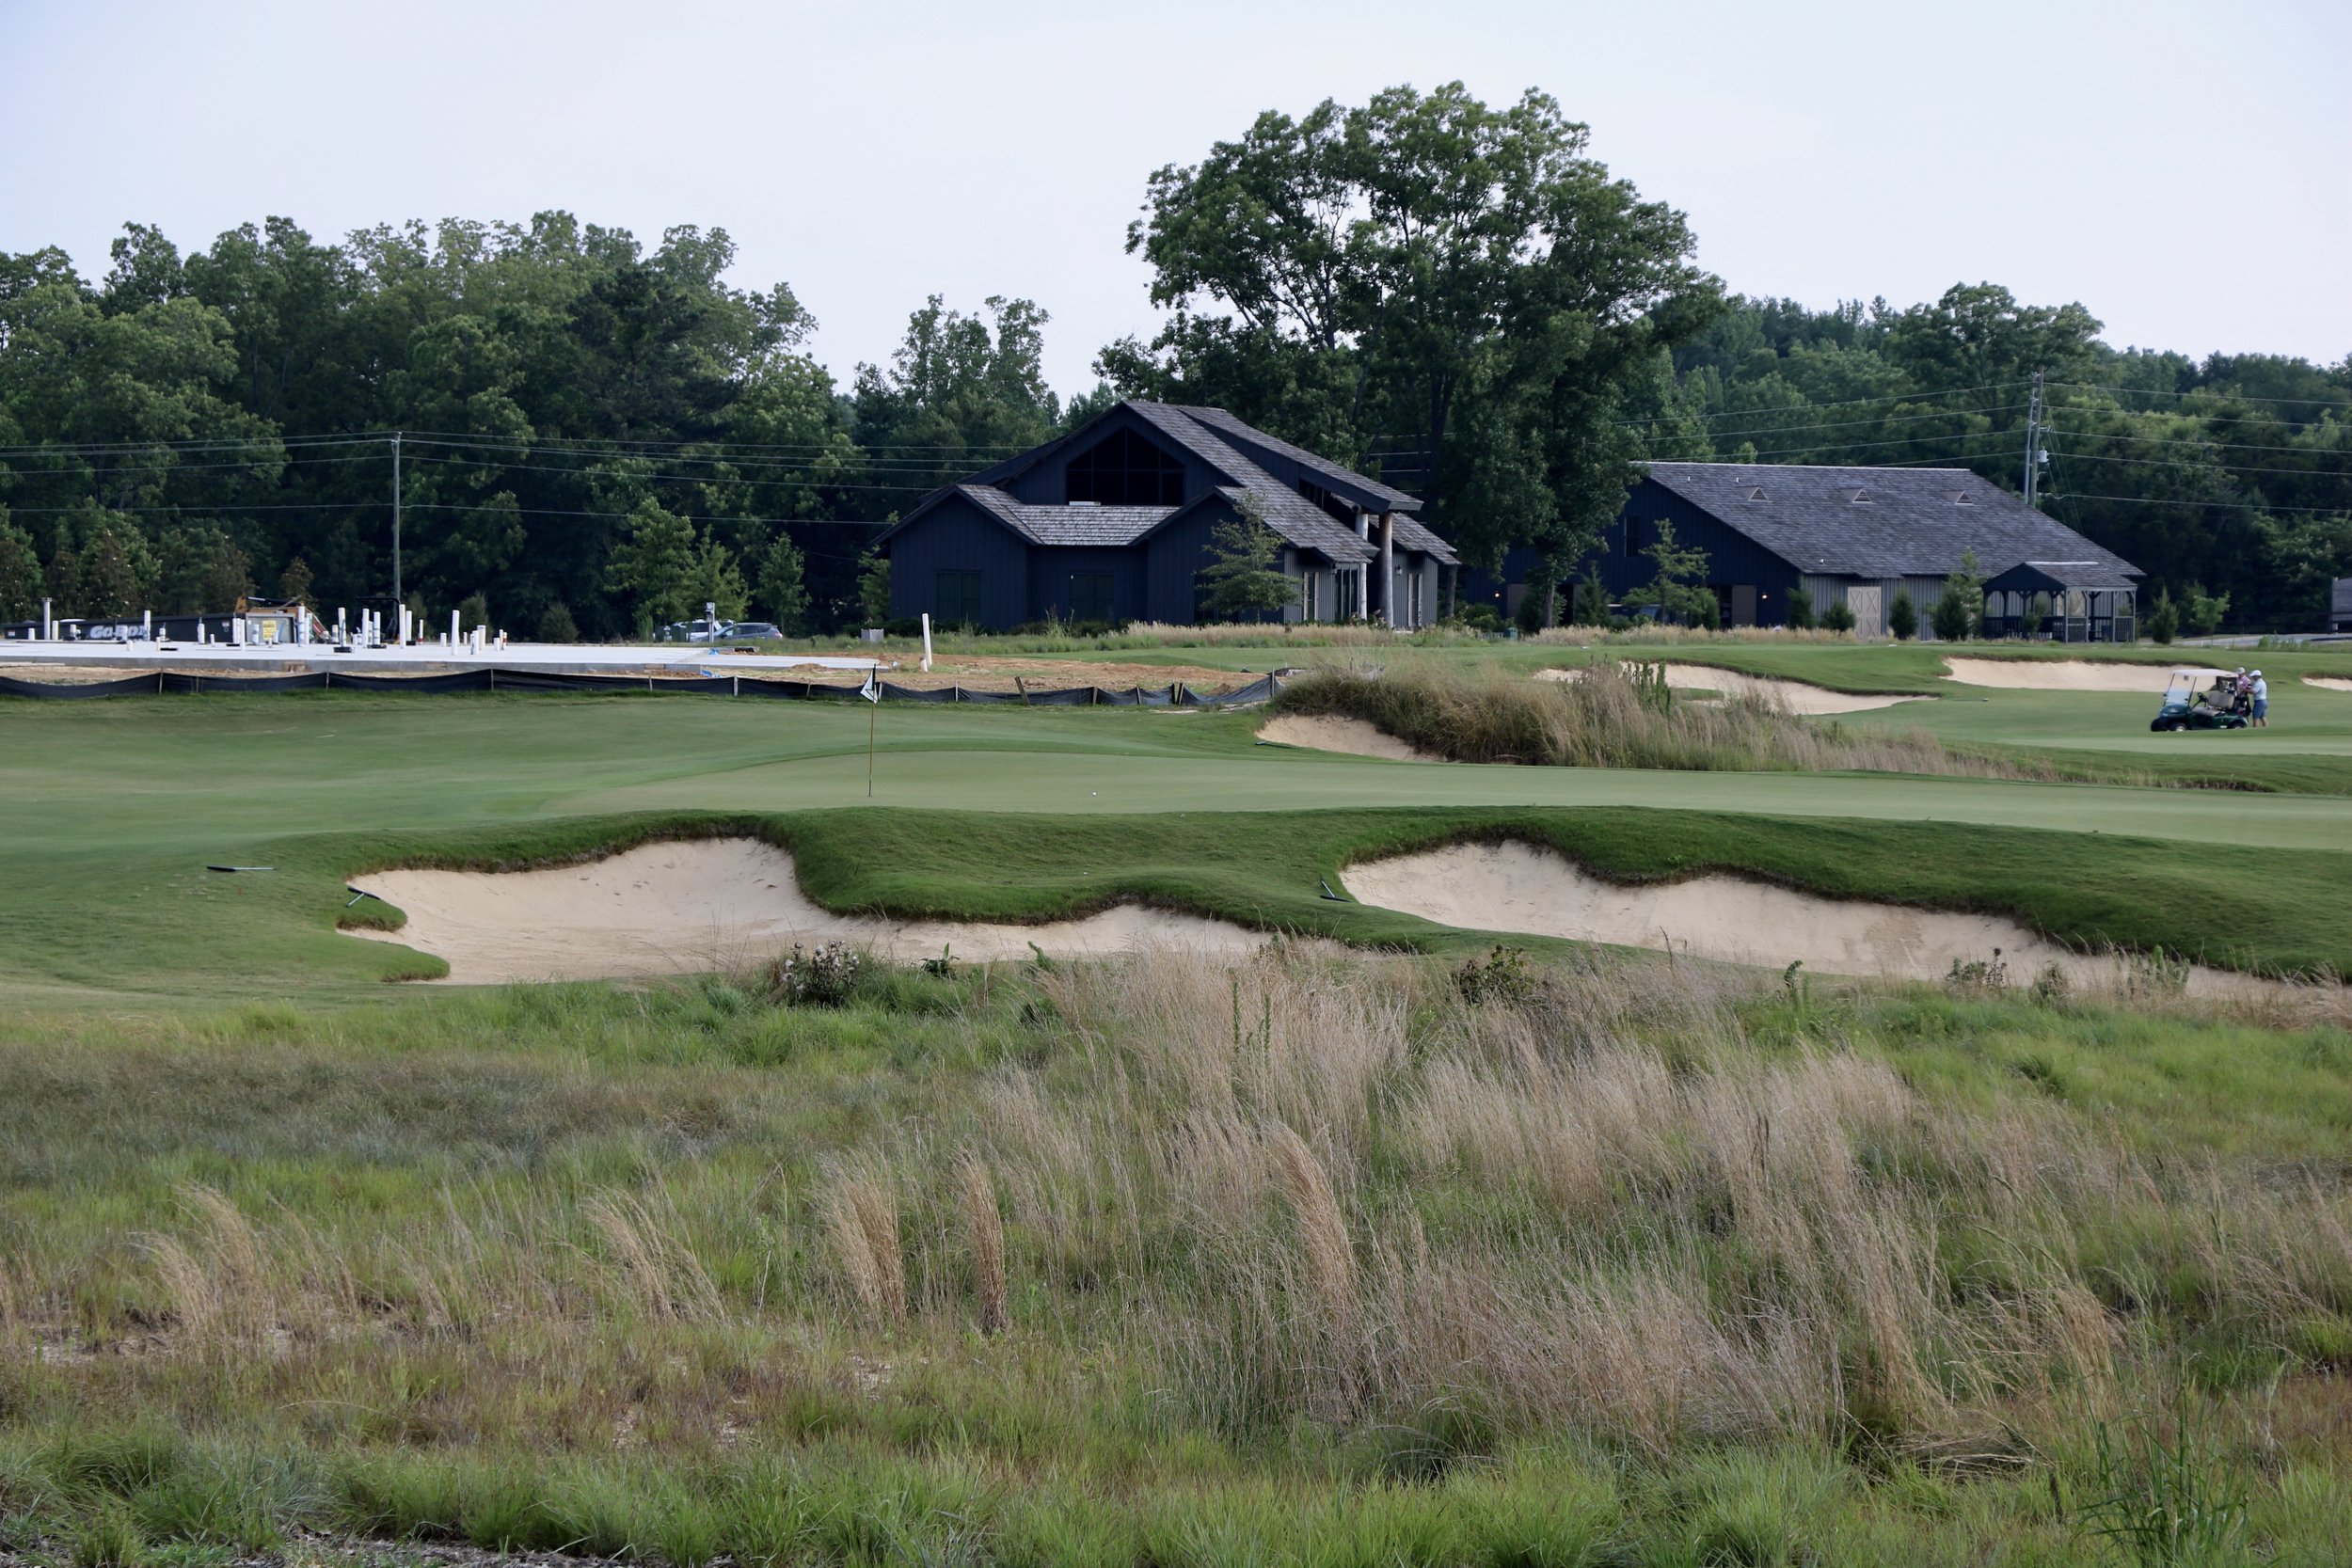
[0,668,1280,707]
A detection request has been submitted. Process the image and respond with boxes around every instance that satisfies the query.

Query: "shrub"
[1887,592,1918,641]
[1454,604,1503,633]
[767,942,863,1006]
[535,603,579,643]
[1513,588,1549,636]
[1820,600,1856,634]
[1454,945,1536,1006]
[457,593,490,635]
[1931,590,1971,642]
[1946,951,2010,994]
[2146,589,2179,645]
[1783,592,1816,630]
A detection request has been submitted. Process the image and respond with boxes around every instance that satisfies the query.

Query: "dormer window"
[1066,427,1184,506]
[1849,488,1871,503]
[1745,486,1766,501]
[1954,491,1974,504]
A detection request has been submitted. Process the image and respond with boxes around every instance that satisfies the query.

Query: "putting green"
[4,691,2347,1006]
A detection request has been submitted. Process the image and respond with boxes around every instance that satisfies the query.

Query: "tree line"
[3,83,2345,636]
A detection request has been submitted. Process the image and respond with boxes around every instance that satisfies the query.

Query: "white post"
[41,597,52,641]
[1378,514,1395,629]
[450,610,459,649]
[142,610,151,641]
[920,612,933,673]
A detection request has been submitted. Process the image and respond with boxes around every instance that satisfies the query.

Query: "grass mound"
[1278,658,1991,774]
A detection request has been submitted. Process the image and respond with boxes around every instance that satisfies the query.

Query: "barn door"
[1847,584,1883,639]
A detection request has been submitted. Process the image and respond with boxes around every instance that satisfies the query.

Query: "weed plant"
[0,949,2348,1561]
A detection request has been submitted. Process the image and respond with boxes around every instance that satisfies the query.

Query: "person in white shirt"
[2250,670,2268,727]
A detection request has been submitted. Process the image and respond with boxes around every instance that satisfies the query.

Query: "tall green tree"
[754,530,810,632]
[0,518,40,621]
[1112,83,1721,580]
[606,500,697,628]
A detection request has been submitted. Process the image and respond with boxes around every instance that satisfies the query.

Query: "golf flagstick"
[861,664,880,797]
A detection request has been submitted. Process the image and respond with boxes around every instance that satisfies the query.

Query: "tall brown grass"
[1278,657,2042,777]
[13,949,2346,1488]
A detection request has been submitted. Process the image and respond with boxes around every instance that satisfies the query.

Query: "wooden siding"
[1027,546,1149,625]
[997,406,1223,508]
[883,493,1033,630]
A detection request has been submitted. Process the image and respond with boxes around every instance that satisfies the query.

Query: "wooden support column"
[1378,514,1395,627]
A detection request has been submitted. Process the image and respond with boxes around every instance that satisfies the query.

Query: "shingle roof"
[1165,404,1422,514]
[1983,560,2140,592]
[955,485,1176,546]
[882,401,1453,564]
[1643,463,2140,581]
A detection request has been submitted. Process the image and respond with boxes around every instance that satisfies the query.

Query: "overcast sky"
[3,0,2345,398]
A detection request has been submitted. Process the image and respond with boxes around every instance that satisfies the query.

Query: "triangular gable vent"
[1954,490,1974,504]
[1744,486,1767,501]
[1848,488,1871,503]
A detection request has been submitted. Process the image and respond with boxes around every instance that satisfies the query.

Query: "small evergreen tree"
[1820,599,1856,634]
[686,531,747,622]
[278,553,314,606]
[1625,517,1712,625]
[2182,582,2230,637]
[456,593,490,634]
[1783,590,1816,630]
[1932,548,1984,641]
[46,540,83,614]
[1931,589,1972,642]
[1199,497,1295,621]
[755,531,810,633]
[1887,591,1918,641]
[2146,587,2179,644]
[0,521,40,622]
[858,553,892,626]
[536,602,580,643]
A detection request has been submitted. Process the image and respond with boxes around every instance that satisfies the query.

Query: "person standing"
[2251,669,2268,727]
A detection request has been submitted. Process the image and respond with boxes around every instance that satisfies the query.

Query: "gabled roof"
[1983,560,2140,593]
[954,485,1177,547]
[1642,462,2139,581]
[1165,404,1422,514]
[879,400,1458,565]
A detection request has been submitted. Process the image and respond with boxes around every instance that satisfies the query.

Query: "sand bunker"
[1344,841,2282,1000]
[1256,714,1441,762]
[1942,658,2228,692]
[2304,676,2352,694]
[1537,663,1926,715]
[346,838,1273,984]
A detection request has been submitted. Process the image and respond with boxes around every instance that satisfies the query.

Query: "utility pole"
[390,431,404,614]
[2022,370,2044,509]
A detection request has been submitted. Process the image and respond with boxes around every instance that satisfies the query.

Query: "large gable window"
[1066,428,1184,506]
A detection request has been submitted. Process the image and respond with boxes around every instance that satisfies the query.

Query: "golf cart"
[2150,670,2248,732]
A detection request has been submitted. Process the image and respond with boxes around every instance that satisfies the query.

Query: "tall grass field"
[2,657,2349,1564]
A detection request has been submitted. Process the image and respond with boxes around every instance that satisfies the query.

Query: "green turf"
[4,689,2346,1005]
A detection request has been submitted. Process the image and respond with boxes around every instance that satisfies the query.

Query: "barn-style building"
[875,401,1456,630]
[1481,463,2142,640]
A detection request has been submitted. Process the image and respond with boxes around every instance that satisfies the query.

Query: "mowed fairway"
[4,684,2351,1005]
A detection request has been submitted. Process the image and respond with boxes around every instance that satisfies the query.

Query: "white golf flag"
[860,667,880,704]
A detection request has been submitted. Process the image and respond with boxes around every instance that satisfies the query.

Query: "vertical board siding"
[884,496,1034,629]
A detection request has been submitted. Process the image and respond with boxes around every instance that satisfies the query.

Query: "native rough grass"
[1279,657,2106,780]
[2,948,2350,1560]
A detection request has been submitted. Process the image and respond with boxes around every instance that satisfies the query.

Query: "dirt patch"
[1343,841,2291,1001]
[345,838,1274,984]
[885,656,1252,692]
[1536,663,1928,715]
[1942,658,2227,692]
[1256,714,1442,762]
